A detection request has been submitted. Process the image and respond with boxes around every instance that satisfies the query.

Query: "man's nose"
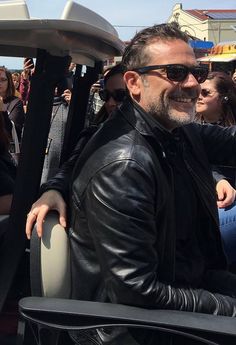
[184,72,200,86]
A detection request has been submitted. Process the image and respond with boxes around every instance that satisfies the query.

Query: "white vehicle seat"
[30,211,71,299]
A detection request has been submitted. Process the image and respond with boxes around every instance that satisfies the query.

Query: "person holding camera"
[19,58,34,110]
[40,83,72,184]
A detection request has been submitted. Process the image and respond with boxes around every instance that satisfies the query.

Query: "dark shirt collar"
[132,99,169,132]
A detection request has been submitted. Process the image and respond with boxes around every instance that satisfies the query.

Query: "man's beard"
[146,94,196,130]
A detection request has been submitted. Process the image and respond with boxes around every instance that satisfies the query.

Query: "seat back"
[30,211,71,299]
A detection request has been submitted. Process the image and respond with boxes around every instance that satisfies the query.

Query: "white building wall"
[168,3,236,45]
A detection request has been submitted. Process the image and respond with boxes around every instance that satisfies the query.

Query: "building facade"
[168,4,236,45]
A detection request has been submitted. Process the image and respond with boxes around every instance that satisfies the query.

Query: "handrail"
[19,297,236,345]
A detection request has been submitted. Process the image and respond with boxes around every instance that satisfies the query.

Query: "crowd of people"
[0,58,75,214]
[0,64,27,215]
[2,21,236,344]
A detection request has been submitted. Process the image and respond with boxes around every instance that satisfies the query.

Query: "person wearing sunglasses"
[196,71,236,269]
[196,71,236,126]
[27,22,236,345]
[93,63,126,124]
[26,63,126,238]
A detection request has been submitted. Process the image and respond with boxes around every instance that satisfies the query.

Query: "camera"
[53,95,67,105]
[24,57,34,69]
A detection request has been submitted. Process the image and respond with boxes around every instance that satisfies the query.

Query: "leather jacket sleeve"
[83,158,236,316]
[2,111,12,136]
[212,170,228,184]
[40,125,98,201]
[199,124,236,188]
[199,124,236,167]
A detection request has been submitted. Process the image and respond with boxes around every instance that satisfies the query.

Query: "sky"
[1,0,236,69]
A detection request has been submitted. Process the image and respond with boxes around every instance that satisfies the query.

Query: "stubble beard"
[146,95,196,130]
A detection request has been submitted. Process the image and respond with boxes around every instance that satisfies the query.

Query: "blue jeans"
[219,202,236,264]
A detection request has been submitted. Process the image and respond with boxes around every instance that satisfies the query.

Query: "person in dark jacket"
[27,23,236,344]
[26,63,126,236]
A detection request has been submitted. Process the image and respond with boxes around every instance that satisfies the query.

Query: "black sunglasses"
[200,89,214,97]
[132,64,209,84]
[99,89,127,102]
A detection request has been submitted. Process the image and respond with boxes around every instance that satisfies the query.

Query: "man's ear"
[124,71,141,97]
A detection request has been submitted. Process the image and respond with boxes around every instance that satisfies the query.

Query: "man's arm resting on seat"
[83,159,236,316]
[40,125,99,201]
[25,126,99,239]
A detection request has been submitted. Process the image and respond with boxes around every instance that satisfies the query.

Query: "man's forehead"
[146,39,196,64]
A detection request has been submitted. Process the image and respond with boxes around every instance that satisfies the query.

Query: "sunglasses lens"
[192,67,208,84]
[201,89,210,97]
[113,89,126,102]
[166,65,208,83]
[166,65,188,82]
[99,89,126,102]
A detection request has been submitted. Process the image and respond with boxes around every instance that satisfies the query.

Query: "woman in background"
[0,66,25,141]
[11,72,21,98]
[196,71,236,268]
[0,110,16,214]
[196,71,236,126]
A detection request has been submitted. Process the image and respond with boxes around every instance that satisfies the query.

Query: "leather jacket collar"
[118,97,183,159]
[118,97,170,138]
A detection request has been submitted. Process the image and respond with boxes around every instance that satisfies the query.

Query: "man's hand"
[25,190,67,239]
[216,179,236,208]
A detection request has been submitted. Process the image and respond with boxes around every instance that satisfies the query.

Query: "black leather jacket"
[64,97,236,315]
[45,99,236,320]
[3,96,25,141]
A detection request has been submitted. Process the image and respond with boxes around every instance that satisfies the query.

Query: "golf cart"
[1,1,236,344]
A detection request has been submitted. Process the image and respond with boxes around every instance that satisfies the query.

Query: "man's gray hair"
[122,22,189,71]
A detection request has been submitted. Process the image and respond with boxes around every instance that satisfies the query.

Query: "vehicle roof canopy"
[0,0,124,66]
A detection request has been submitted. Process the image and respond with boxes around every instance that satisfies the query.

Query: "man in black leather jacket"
[27,23,236,344]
